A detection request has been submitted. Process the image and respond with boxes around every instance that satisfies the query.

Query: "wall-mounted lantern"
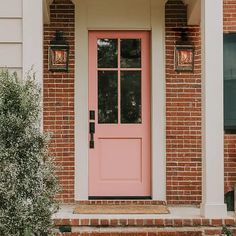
[49,31,69,72]
[174,28,194,72]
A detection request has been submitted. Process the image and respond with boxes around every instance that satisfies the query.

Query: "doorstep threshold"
[53,204,235,220]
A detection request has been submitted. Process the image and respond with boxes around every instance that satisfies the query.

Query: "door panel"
[99,138,142,181]
[89,31,150,197]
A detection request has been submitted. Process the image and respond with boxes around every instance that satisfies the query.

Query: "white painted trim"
[74,0,166,201]
[43,0,51,24]
[23,0,43,84]
[74,0,89,200]
[200,0,227,218]
[183,0,201,25]
[151,0,166,201]
[43,0,54,24]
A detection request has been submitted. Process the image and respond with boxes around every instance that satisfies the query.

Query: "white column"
[200,0,227,218]
[151,0,166,201]
[23,0,43,85]
[74,0,89,200]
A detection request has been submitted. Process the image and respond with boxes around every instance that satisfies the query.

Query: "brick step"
[55,227,235,235]
[54,218,236,235]
[54,218,236,227]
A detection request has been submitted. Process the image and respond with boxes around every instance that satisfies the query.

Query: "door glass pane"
[121,39,141,68]
[121,71,141,123]
[97,39,118,68]
[98,71,118,123]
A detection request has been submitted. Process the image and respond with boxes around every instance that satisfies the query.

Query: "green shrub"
[0,71,59,236]
[222,225,233,236]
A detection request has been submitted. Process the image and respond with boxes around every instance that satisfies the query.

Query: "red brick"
[211,219,223,226]
[202,219,210,226]
[70,219,80,226]
[136,219,144,226]
[155,219,165,226]
[182,219,192,226]
[80,219,90,226]
[173,219,183,227]
[43,0,75,203]
[165,0,202,205]
[157,233,175,236]
[225,219,235,226]
[119,219,127,226]
[164,219,173,227]
[90,219,99,226]
[127,219,136,225]
[100,219,109,226]
[110,219,119,226]
[204,229,222,235]
[144,219,155,226]
[148,233,158,236]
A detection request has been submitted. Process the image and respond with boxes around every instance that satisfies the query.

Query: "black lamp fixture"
[49,31,70,72]
[174,27,195,72]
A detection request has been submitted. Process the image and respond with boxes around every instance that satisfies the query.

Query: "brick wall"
[165,0,236,204]
[43,0,75,203]
[165,0,202,205]
[224,0,236,193]
[41,0,236,204]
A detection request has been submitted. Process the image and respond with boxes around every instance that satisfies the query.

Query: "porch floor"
[53,204,235,220]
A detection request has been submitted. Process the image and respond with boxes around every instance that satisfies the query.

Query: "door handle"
[90,122,95,134]
[90,133,94,149]
[89,122,95,149]
[89,109,95,149]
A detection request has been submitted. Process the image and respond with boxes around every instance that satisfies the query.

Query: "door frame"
[74,0,166,201]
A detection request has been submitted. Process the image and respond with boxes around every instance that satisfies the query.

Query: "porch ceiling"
[183,0,201,25]
[43,0,201,25]
[42,0,172,25]
[43,0,200,25]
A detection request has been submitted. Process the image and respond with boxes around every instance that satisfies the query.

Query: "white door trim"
[74,0,166,201]
[23,0,43,84]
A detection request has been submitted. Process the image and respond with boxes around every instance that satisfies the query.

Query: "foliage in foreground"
[0,71,59,236]
[222,225,233,236]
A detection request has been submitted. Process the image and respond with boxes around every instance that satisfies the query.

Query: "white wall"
[0,0,23,77]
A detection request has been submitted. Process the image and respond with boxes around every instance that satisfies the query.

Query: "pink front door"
[88,31,151,197]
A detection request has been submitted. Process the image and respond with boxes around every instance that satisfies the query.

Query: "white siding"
[0,19,22,42]
[0,0,22,18]
[0,44,22,68]
[0,0,43,83]
[0,0,22,76]
[0,68,22,79]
